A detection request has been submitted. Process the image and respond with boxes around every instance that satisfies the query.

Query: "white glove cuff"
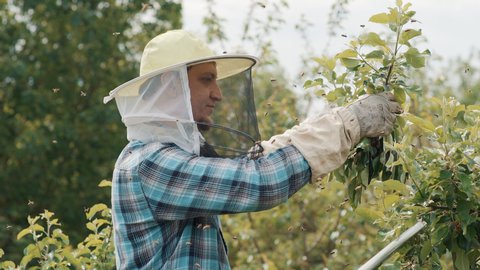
[260,107,360,183]
[334,107,361,145]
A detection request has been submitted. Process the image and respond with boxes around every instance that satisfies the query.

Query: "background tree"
[0,0,181,261]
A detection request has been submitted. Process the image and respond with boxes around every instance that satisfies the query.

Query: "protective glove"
[347,92,402,138]
[257,93,401,183]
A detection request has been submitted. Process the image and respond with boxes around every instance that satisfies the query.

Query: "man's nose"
[211,82,223,101]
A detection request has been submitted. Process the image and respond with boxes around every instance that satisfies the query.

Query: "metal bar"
[358,220,427,270]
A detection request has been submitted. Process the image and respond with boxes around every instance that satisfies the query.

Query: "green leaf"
[85,239,103,247]
[315,89,326,97]
[50,218,60,226]
[359,32,387,47]
[394,87,406,105]
[457,199,475,234]
[355,206,384,221]
[27,215,39,225]
[431,224,449,245]
[86,203,108,220]
[52,228,69,245]
[303,78,324,89]
[336,49,358,58]
[399,29,422,45]
[41,210,54,219]
[325,91,337,102]
[405,84,422,95]
[369,13,391,24]
[405,48,426,68]
[312,56,336,70]
[0,261,16,268]
[389,8,400,24]
[402,113,435,132]
[17,228,31,240]
[19,253,36,267]
[458,172,473,196]
[452,104,466,117]
[402,2,412,12]
[383,180,409,195]
[16,224,44,240]
[0,248,4,258]
[336,73,348,84]
[360,169,369,187]
[373,185,384,199]
[466,104,480,111]
[86,222,96,232]
[420,240,432,262]
[365,50,384,59]
[339,58,360,69]
[98,179,112,187]
[23,244,41,263]
[92,218,110,228]
[438,169,453,180]
[32,224,44,232]
[383,194,400,209]
[454,249,470,270]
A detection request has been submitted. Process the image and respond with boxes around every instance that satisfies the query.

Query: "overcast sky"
[182,0,480,79]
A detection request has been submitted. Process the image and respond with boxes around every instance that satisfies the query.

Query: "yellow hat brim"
[104,54,257,104]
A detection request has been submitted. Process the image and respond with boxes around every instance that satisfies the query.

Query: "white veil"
[112,65,202,155]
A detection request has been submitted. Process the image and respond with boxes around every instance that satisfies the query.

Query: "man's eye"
[201,76,214,82]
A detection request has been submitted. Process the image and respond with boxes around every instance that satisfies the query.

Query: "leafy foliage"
[384,99,480,269]
[307,0,429,207]
[0,184,114,269]
[305,1,479,268]
[0,0,181,261]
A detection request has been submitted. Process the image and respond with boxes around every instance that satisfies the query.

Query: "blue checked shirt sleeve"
[138,144,312,220]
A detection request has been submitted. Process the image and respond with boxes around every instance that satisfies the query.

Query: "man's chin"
[197,123,210,131]
[196,119,213,131]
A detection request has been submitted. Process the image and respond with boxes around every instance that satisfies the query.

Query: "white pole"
[358,220,427,270]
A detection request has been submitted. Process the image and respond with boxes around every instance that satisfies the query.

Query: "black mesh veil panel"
[197,68,261,158]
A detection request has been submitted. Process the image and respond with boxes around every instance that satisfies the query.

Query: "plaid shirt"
[112,140,311,269]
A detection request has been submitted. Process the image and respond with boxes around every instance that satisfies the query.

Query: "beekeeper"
[104,29,401,269]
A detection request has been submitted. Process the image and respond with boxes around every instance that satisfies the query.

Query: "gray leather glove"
[347,92,402,138]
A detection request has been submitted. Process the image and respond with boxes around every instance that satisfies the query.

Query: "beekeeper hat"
[103,29,257,103]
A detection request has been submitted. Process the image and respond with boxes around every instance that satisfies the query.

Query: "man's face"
[188,62,223,126]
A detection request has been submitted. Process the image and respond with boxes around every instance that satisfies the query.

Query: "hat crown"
[140,30,215,76]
